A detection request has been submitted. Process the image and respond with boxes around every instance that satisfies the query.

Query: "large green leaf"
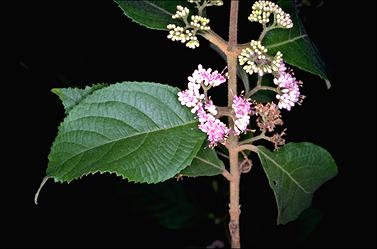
[52,84,107,113]
[181,146,225,177]
[114,0,188,30]
[47,82,206,184]
[257,142,337,225]
[264,0,330,88]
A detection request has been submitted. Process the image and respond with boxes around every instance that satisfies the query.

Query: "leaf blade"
[181,146,225,177]
[52,84,107,113]
[257,142,337,224]
[47,82,206,184]
[114,0,187,30]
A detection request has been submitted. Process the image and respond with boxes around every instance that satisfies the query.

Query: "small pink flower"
[205,100,217,116]
[200,68,227,87]
[274,63,304,111]
[188,64,206,84]
[232,95,252,118]
[188,64,226,87]
[177,89,199,108]
[196,104,213,123]
[178,64,230,147]
[199,118,229,147]
[232,95,252,134]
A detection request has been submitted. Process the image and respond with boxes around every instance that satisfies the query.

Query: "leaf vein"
[258,148,311,194]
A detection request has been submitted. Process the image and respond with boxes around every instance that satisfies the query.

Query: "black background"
[4,0,376,248]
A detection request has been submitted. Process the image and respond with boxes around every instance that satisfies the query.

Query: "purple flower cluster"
[274,63,304,111]
[188,64,227,87]
[178,65,228,147]
[178,65,253,147]
[232,95,253,135]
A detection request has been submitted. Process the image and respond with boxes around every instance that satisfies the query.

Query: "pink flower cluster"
[178,65,228,147]
[273,63,304,111]
[197,104,230,147]
[232,95,252,135]
[188,64,227,87]
[178,65,253,146]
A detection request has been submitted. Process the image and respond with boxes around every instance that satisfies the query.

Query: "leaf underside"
[47,82,206,184]
[257,142,337,224]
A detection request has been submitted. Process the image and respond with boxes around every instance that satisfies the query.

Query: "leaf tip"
[34,176,50,205]
[325,79,331,89]
[51,88,60,95]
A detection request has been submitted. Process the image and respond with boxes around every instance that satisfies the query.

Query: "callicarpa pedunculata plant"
[35,0,338,247]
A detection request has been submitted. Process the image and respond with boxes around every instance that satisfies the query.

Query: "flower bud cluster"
[238,40,283,76]
[248,0,293,28]
[172,5,190,19]
[167,1,223,49]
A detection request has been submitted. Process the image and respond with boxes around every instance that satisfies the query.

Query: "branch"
[216,150,229,159]
[228,1,238,49]
[236,26,281,53]
[237,144,259,153]
[227,1,239,126]
[256,76,263,87]
[245,86,278,98]
[201,30,228,55]
[216,106,233,119]
[222,169,234,182]
[258,23,280,42]
[239,132,271,145]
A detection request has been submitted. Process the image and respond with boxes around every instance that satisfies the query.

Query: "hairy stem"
[228,143,240,248]
[222,169,234,181]
[227,1,241,248]
[201,30,228,55]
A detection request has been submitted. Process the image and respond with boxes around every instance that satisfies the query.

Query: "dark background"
[4,0,376,248]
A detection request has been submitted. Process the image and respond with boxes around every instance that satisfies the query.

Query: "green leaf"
[52,84,107,113]
[181,146,225,177]
[114,0,188,30]
[257,142,337,225]
[47,82,206,184]
[264,0,331,88]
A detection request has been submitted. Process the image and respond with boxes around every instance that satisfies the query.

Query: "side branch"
[239,132,271,145]
[245,86,278,98]
[201,30,228,55]
[222,169,234,182]
[237,144,259,153]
